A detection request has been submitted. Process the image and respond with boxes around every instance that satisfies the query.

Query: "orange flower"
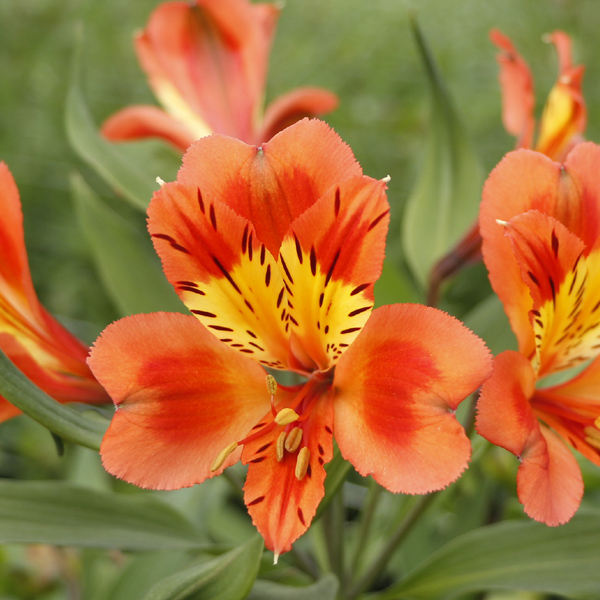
[428,30,586,303]
[88,120,491,558]
[477,143,600,525]
[0,163,108,422]
[101,0,338,151]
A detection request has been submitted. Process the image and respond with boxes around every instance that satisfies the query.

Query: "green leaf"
[143,535,263,600]
[247,574,339,600]
[463,293,517,356]
[0,348,106,451]
[0,480,206,550]
[71,172,182,316]
[66,26,177,211]
[315,446,352,521]
[382,512,600,599]
[401,18,483,289]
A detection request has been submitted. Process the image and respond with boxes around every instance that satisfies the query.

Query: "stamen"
[274,408,300,425]
[156,176,166,186]
[295,447,310,480]
[210,442,238,472]
[285,427,303,453]
[266,374,278,396]
[595,416,600,429]
[276,431,286,462]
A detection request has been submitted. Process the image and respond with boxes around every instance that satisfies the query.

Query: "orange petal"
[242,379,334,558]
[490,29,535,148]
[517,425,583,526]
[178,120,364,257]
[101,105,196,151]
[333,304,491,494]
[135,0,279,142]
[0,164,106,416]
[480,143,600,356]
[148,181,290,369]
[278,176,389,372]
[477,351,583,525]
[536,32,586,160]
[260,87,339,143]
[89,312,272,490]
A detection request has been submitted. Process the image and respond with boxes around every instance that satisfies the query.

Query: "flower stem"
[323,488,346,584]
[345,492,438,599]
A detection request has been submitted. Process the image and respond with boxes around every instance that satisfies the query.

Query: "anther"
[584,425,600,450]
[276,431,286,462]
[285,427,303,453]
[274,408,300,425]
[266,374,278,396]
[295,447,310,480]
[210,442,238,472]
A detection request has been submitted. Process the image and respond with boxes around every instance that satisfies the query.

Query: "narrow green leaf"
[66,26,174,211]
[247,574,339,600]
[0,348,106,450]
[71,172,182,316]
[382,512,600,599]
[402,18,483,288]
[144,535,263,600]
[0,480,206,550]
[315,447,352,521]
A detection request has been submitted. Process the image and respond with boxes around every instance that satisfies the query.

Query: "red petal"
[279,176,389,371]
[136,0,278,142]
[89,312,271,490]
[260,88,339,143]
[101,105,196,151]
[242,379,334,558]
[490,29,535,148]
[480,143,600,356]
[148,181,290,368]
[178,120,363,257]
[333,304,491,494]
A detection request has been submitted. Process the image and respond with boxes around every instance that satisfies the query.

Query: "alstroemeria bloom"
[427,30,586,303]
[101,0,338,151]
[0,163,108,422]
[477,143,600,526]
[88,119,491,558]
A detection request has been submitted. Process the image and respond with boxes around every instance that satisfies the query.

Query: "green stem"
[0,350,107,451]
[347,480,383,587]
[323,488,346,585]
[346,492,438,599]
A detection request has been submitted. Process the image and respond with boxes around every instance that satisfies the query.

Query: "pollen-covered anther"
[210,441,238,472]
[274,408,300,426]
[266,374,278,396]
[276,431,286,462]
[284,426,303,453]
[295,447,310,480]
[584,423,600,451]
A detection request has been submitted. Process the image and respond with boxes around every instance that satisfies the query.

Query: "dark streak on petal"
[368,209,390,231]
[151,233,190,254]
[191,309,217,318]
[212,255,242,294]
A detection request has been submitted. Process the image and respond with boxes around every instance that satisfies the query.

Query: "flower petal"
[278,176,389,372]
[178,120,363,256]
[89,312,271,490]
[242,380,334,558]
[134,0,279,142]
[333,304,491,494]
[260,87,339,143]
[480,143,600,356]
[536,32,586,160]
[101,105,197,151]
[517,425,583,526]
[0,164,106,414]
[490,29,535,148]
[149,181,290,369]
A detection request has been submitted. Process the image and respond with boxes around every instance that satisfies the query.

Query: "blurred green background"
[2,1,600,598]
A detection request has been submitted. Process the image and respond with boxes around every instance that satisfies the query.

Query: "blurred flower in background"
[101,0,339,151]
[0,163,108,422]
